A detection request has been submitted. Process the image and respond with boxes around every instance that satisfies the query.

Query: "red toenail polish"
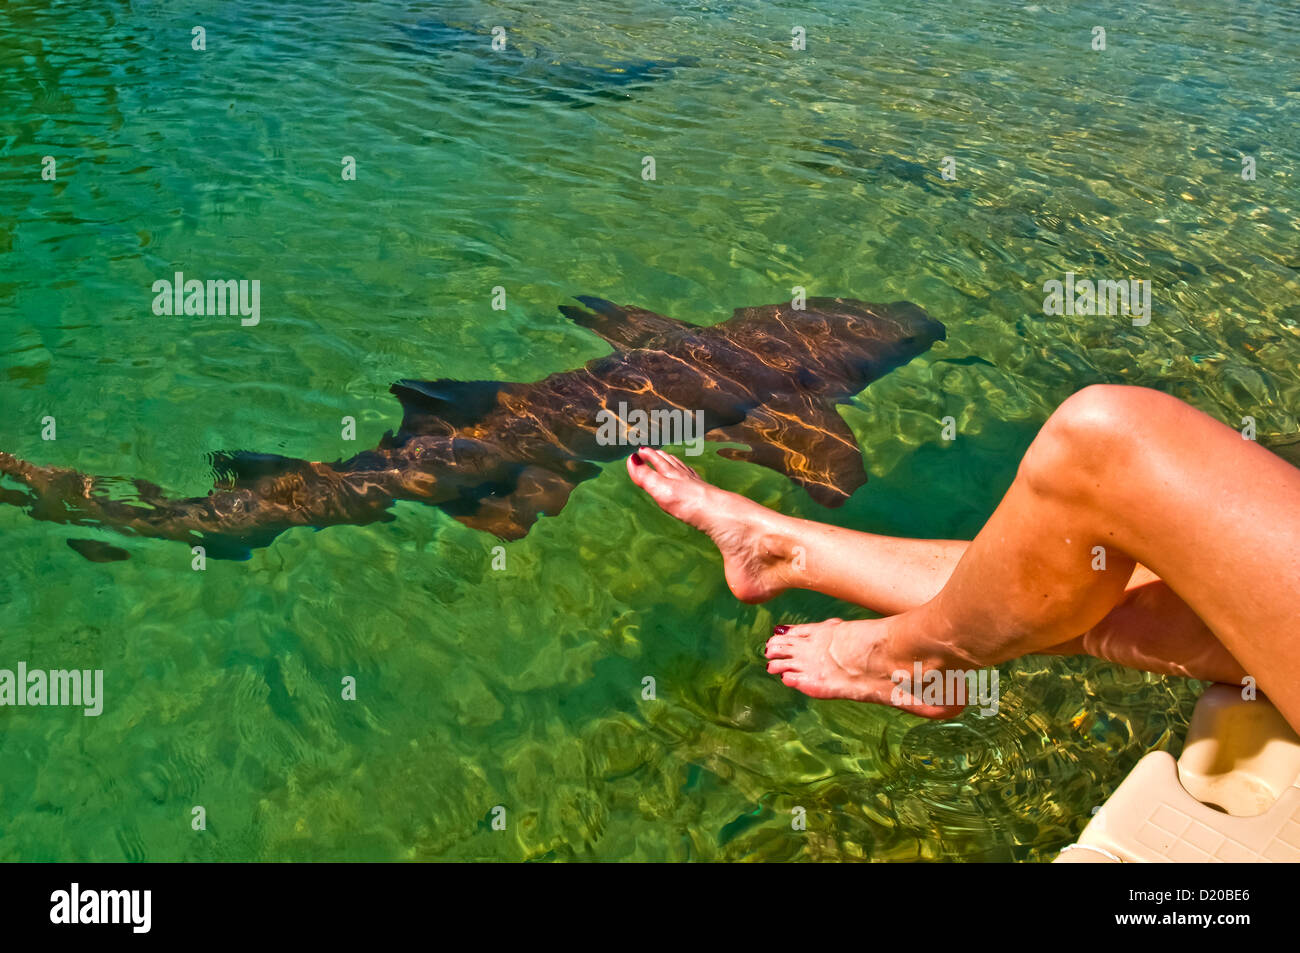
[631,454,642,465]
[773,625,789,635]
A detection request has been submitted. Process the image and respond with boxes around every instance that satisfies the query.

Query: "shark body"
[0,297,945,558]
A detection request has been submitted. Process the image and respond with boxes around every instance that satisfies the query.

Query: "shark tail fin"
[0,450,197,553]
[0,449,393,560]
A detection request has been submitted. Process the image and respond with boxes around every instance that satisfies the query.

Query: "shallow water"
[0,0,1295,860]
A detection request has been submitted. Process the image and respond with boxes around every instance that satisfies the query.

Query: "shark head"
[832,298,947,376]
[725,297,945,397]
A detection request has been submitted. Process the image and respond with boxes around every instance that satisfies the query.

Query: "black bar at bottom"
[0,861,1280,939]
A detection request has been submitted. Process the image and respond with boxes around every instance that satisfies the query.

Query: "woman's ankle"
[886,601,990,672]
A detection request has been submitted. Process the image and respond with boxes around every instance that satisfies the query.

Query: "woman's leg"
[1041,574,1245,683]
[628,384,1289,715]
[626,451,969,611]
[628,442,1245,684]
[629,447,1248,686]
[758,386,1300,727]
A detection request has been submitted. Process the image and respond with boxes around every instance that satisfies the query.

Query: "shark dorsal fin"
[558,296,688,350]
[390,378,512,437]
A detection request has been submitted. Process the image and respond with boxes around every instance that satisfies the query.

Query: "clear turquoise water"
[0,0,1296,860]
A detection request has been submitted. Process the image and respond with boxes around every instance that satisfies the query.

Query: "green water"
[1,0,1296,861]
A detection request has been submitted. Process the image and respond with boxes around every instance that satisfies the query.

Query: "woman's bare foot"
[765,616,969,719]
[626,447,801,602]
[627,446,979,718]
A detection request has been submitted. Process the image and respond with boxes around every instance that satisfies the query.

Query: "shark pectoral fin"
[706,398,867,507]
[440,463,595,540]
[559,297,689,350]
[443,496,534,540]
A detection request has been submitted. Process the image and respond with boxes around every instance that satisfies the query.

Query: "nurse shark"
[0,296,945,559]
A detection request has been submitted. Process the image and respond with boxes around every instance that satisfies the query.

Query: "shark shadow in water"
[388,18,699,108]
[798,139,973,198]
[0,297,945,559]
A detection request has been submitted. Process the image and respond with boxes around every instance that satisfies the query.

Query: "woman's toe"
[661,449,692,477]
[627,453,664,489]
[765,636,797,658]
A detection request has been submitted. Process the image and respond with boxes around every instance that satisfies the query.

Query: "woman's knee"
[1020,385,1157,494]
